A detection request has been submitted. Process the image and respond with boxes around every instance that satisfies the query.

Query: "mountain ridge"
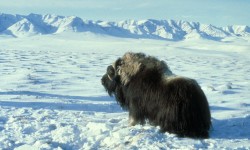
[0,13,249,40]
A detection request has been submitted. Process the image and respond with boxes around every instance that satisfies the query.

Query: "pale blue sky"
[0,0,249,27]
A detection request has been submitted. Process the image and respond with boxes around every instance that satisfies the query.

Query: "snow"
[0,32,250,149]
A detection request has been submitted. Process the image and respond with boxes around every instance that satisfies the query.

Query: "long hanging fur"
[101,52,211,138]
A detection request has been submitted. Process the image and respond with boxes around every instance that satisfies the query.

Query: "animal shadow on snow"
[210,106,250,139]
[0,91,122,113]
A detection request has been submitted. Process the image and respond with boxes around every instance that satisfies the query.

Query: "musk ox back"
[101,52,211,138]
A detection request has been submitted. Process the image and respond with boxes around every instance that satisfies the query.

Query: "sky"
[0,0,249,27]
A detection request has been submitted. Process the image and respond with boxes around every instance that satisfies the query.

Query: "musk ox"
[101,52,211,138]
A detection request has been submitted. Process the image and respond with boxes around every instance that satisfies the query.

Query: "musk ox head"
[101,52,172,87]
[101,52,172,109]
[101,52,173,108]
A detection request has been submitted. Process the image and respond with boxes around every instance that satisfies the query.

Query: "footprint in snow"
[108,118,122,124]
[22,126,36,134]
[48,124,57,131]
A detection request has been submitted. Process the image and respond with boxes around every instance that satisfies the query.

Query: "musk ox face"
[101,57,123,95]
[101,52,211,139]
[101,65,117,96]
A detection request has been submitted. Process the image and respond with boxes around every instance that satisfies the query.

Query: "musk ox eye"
[114,58,122,69]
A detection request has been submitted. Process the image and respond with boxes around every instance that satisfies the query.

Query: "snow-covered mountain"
[0,13,249,40]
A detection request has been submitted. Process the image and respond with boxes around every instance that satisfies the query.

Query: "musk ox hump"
[118,61,142,86]
[112,53,143,85]
[116,52,173,85]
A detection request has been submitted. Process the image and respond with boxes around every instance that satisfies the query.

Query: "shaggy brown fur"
[101,52,211,138]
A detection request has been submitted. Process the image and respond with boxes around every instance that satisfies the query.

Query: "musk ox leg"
[128,102,146,126]
[128,112,146,126]
[128,113,137,126]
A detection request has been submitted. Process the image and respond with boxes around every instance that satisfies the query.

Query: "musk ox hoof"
[101,52,211,139]
[128,116,137,126]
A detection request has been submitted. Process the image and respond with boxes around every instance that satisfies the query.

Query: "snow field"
[0,34,250,149]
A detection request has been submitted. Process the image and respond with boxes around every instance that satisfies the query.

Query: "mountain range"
[0,13,250,41]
